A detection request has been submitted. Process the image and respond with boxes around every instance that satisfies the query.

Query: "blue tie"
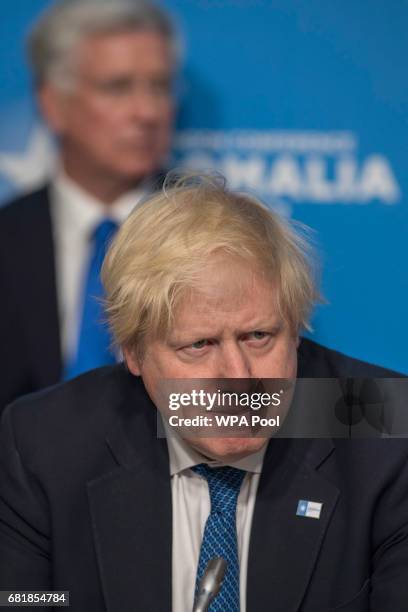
[64,219,118,379]
[192,463,246,612]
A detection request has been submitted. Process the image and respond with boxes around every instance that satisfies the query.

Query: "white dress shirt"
[50,171,146,363]
[166,430,267,612]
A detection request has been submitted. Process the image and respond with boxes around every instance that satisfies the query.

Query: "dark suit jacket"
[0,339,407,611]
[0,187,61,411]
[0,175,167,413]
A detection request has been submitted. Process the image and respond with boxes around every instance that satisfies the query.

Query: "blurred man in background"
[0,0,177,412]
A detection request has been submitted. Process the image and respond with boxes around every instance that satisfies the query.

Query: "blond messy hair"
[101,172,319,354]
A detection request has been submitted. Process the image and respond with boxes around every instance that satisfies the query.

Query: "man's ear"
[38,83,68,134]
[123,347,141,376]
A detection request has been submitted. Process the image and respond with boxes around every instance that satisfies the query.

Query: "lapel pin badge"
[296,499,323,519]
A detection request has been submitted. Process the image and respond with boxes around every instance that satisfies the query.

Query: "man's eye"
[245,331,273,346]
[149,79,172,96]
[95,81,131,95]
[190,339,208,350]
[249,331,268,340]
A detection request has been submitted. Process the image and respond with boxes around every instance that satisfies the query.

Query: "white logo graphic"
[0,125,55,191]
[173,130,401,214]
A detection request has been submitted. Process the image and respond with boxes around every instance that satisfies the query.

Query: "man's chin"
[187,436,268,463]
[110,158,161,182]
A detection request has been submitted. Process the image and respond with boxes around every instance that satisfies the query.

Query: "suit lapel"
[87,385,172,612]
[247,438,339,612]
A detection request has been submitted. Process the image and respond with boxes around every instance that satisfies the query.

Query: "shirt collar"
[51,168,146,239]
[165,422,267,476]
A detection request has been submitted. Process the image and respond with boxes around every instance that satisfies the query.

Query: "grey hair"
[27,0,179,89]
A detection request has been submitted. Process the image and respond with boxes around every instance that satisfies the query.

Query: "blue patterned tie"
[64,219,118,379]
[192,463,246,612]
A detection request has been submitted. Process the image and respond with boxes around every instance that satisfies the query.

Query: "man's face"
[126,255,298,462]
[40,30,174,184]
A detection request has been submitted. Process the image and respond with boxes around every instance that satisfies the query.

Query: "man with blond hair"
[0,175,407,611]
[0,0,177,411]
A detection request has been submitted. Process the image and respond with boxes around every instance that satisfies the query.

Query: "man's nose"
[218,343,252,379]
[128,88,165,122]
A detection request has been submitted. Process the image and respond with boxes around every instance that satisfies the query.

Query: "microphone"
[192,557,227,612]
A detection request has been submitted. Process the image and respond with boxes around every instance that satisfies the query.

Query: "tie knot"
[93,219,118,246]
[192,463,246,514]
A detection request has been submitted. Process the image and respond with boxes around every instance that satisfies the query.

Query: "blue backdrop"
[0,0,407,373]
